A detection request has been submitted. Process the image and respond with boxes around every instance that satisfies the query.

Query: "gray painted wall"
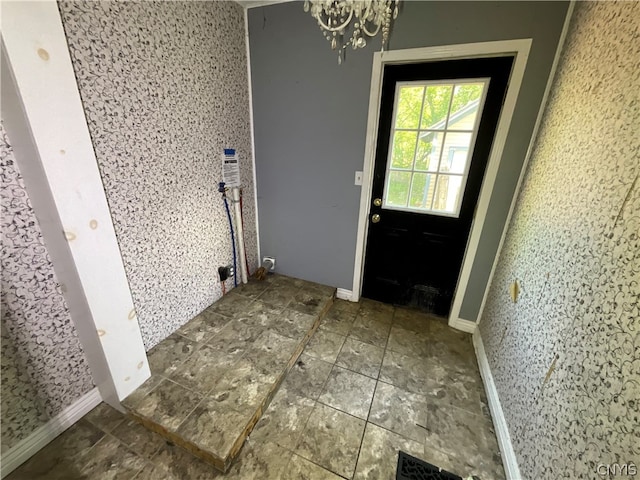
[249,1,568,321]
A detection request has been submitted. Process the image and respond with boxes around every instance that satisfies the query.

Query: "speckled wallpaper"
[58,1,258,349]
[479,2,639,478]
[1,123,95,452]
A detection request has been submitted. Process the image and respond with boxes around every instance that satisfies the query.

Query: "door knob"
[371,213,381,223]
[373,198,382,207]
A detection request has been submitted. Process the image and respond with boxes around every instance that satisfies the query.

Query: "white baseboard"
[336,288,356,302]
[448,316,478,333]
[473,332,522,480]
[1,387,102,478]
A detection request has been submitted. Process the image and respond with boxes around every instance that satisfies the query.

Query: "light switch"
[355,171,363,186]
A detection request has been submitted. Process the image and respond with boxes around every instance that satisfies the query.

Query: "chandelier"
[304,0,400,64]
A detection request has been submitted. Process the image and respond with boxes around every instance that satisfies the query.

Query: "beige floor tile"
[176,398,247,460]
[336,337,385,378]
[168,344,238,393]
[83,402,126,433]
[250,387,316,450]
[111,418,167,459]
[319,306,357,336]
[295,403,366,478]
[129,378,202,432]
[150,442,221,479]
[423,401,495,463]
[303,329,346,363]
[353,423,424,480]
[270,309,316,339]
[368,381,429,443]
[331,298,361,314]
[256,284,300,309]
[282,354,334,400]
[349,315,392,348]
[392,307,433,333]
[176,309,231,343]
[282,454,344,480]
[318,366,377,419]
[207,292,254,318]
[224,441,291,480]
[387,325,430,358]
[79,435,148,480]
[232,279,270,299]
[289,290,331,316]
[146,333,198,375]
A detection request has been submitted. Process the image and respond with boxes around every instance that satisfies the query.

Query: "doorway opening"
[362,56,513,316]
[351,41,533,329]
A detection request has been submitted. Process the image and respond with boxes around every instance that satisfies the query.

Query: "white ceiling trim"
[237,0,294,10]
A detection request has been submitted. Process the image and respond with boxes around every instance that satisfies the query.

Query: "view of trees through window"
[384,81,485,216]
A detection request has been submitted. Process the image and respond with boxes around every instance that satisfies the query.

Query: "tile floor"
[121,274,334,470]
[8,294,505,480]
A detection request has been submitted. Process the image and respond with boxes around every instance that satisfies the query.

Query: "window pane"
[421,85,453,130]
[433,175,463,213]
[395,86,424,129]
[384,79,485,216]
[415,131,444,171]
[409,172,436,209]
[439,132,472,174]
[447,83,484,130]
[386,171,412,207]
[391,130,418,169]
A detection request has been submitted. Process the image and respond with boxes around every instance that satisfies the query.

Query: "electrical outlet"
[228,265,234,278]
[263,256,276,271]
[218,266,232,281]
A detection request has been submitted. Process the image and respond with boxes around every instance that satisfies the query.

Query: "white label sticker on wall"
[222,149,240,187]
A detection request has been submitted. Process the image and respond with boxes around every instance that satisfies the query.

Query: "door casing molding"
[351,40,532,331]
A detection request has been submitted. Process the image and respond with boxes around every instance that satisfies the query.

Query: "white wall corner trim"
[336,288,356,302]
[244,7,261,267]
[473,331,522,480]
[1,0,150,403]
[449,317,477,334]
[351,40,533,329]
[0,388,102,478]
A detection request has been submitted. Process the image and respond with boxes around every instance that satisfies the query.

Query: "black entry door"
[362,56,513,315]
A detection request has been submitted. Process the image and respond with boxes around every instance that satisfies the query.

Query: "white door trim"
[351,40,532,330]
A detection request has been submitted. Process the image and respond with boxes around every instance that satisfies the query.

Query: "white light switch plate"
[354,171,363,186]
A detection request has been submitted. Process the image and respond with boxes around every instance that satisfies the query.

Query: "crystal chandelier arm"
[361,21,382,37]
[314,8,354,32]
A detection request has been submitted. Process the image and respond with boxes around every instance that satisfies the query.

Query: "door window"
[382,80,489,217]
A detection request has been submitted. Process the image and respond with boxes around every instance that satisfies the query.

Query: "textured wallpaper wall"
[479,2,639,478]
[1,123,95,451]
[58,1,257,349]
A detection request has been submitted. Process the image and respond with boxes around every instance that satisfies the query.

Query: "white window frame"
[381,78,490,218]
